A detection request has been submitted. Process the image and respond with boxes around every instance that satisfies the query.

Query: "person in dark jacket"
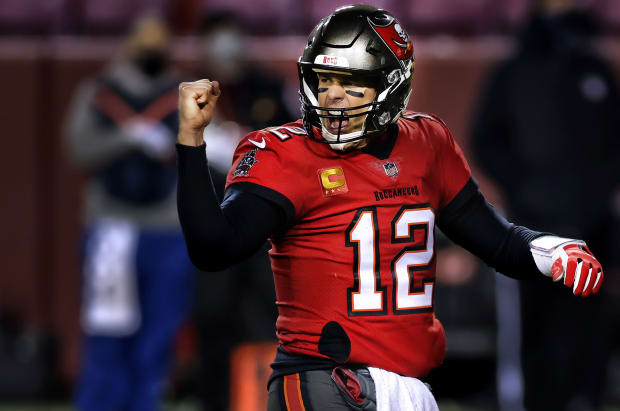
[65,16,194,411]
[471,1,620,409]
[189,11,290,410]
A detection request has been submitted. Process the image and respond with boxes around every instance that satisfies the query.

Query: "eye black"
[345,90,364,98]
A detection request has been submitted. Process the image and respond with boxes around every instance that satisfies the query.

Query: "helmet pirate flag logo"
[368,17,414,61]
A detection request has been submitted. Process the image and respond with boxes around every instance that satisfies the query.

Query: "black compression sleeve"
[436,178,545,280]
[176,144,288,271]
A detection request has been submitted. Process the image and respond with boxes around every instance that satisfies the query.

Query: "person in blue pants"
[64,15,194,411]
[76,229,192,411]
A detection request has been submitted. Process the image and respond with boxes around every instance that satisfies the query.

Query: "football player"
[176,5,604,410]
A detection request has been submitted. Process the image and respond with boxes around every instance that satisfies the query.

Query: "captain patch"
[318,166,349,197]
[233,149,258,177]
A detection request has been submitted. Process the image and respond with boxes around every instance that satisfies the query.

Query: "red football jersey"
[225,113,471,377]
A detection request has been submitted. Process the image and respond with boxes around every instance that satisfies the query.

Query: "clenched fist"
[177,79,221,146]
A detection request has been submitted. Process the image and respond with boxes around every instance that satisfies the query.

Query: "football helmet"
[298,4,414,147]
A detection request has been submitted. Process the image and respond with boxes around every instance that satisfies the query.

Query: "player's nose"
[325,83,346,105]
[330,80,348,96]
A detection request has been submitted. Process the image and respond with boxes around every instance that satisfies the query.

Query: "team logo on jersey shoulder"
[318,166,349,197]
[382,161,399,177]
[233,148,258,177]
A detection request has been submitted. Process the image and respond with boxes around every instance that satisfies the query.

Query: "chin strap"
[321,126,365,151]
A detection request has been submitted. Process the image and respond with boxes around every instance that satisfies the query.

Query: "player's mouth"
[326,118,349,134]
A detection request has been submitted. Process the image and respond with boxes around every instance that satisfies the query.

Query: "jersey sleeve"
[435,121,472,209]
[225,130,302,225]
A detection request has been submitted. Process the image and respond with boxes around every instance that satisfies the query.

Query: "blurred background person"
[471,0,620,410]
[63,15,194,411]
[427,236,499,410]
[191,11,295,172]
[198,11,293,133]
[187,11,293,411]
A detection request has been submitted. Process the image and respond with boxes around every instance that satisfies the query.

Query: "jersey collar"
[360,123,398,160]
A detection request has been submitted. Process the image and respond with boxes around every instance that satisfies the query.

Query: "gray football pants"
[267,367,377,410]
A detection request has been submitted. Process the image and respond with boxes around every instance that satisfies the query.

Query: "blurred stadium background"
[0,0,619,410]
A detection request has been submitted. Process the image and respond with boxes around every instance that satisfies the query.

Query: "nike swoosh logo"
[248,137,266,149]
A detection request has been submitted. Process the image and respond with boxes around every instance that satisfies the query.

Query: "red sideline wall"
[0,36,619,384]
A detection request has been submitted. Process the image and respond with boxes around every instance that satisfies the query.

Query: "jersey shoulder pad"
[261,121,307,142]
[235,121,306,153]
[401,111,447,126]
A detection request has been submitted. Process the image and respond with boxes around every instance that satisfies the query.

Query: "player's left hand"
[530,236,604,297]
[550,243,603,297]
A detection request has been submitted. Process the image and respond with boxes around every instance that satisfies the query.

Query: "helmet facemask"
[299,60,413,150]
[299,65,386,149]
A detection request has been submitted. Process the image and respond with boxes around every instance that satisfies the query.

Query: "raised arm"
[176,80,286,271]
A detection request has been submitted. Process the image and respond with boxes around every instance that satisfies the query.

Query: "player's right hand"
[177,79,221,146]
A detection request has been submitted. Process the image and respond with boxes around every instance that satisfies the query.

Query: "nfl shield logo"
[383,161,399,177]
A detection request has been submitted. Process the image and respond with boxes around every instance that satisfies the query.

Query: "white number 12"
[345,205,435,316]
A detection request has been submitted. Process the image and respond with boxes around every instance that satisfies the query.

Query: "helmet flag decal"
[368,19,413,61]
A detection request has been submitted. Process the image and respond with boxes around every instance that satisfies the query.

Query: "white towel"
[368,367,439,411]
[81,218,141,336]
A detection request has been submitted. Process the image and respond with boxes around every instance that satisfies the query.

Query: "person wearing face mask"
[198,11,294,132]
[471,0,620,409]
[64,15,195,411]
[189,12,293,411]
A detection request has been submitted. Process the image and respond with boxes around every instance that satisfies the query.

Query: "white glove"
[123,118,174,159]
[530,236,604,297]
